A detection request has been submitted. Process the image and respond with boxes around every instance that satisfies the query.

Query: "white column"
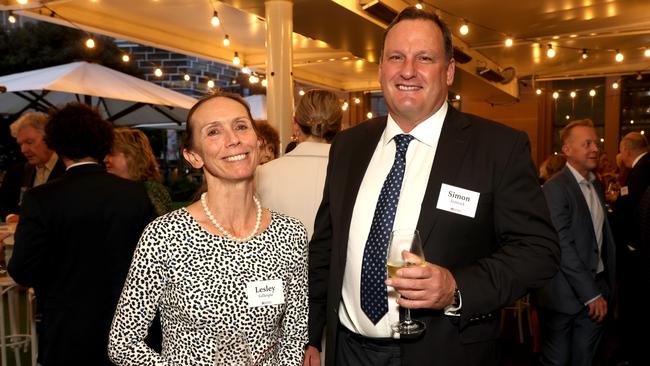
[265,0,293,153]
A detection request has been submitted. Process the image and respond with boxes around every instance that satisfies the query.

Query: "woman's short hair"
[255,120,280,159]
[9,112,49,138]
[45,103,113,162]
[113,128,161,181]
[183,91,256,150]
[295,89,342,143]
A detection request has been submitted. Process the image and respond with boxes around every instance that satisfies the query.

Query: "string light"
[630,120,634,124]
[184,74,191,81]
[589,89,596,97]
[570,91,576,98]
[207,80,215,88]
[249,74,259,84]
[600,138,605,143]
[415,2,423,9]
[8,11,16,23]
[612,82,619,89]
[17,0,28,4]
[241,66,251,74]
[565,115,570,120]
[85,37,95,49]
[121,54,130,62]
[261,79,268,87]
[354,97,361,104]
[223,35,230,46]
[455,94,461,100]
[615,50,624,62]
[645,49,650,58]
[536,89,542,95]
[581,49,588,60]
[298,89,305,96]
[504,38,513,47]
[367,112,373,119]
[154,68,163,77]
[459,22,469,36]
[342,102,349,111]
[233,52,240,65]
[546,44,555,58]
[552,91,559,99]
[211,10,220,27]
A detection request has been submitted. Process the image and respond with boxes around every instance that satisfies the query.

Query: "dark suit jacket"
[0,158,66,218]
[8,164,154,366]
[308,107,560,366]
[533,166,616,314]
[614,152,650,249]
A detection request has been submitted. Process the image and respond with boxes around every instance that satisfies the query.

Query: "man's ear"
[182,148,204,169]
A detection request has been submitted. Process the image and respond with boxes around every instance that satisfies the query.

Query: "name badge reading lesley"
[246,279,285,308]
[436,183,481,218]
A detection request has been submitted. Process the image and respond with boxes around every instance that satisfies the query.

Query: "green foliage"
[0,21,141,76]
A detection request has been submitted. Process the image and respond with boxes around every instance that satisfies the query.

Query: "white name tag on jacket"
[246,279,284,307]
[620,186,629,196]
[436,183,480,218]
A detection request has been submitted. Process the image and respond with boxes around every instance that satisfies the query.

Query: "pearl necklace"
[200,192,262,243]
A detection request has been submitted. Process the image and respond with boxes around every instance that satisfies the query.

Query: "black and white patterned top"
[108,208,308,366]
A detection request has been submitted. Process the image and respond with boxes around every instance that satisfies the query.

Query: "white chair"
[0,242,38,366]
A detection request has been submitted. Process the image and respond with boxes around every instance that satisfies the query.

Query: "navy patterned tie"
[360,134,414,324]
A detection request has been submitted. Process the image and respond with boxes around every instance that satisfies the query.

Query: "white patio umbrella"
[0,61,197,126]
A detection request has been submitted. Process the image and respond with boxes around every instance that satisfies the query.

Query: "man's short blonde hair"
[559,119,594,145]
[9,112,49,138]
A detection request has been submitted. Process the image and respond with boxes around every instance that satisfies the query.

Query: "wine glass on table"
[386,228,426,335]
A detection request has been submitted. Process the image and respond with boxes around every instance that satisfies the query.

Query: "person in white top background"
[255,89,342,239]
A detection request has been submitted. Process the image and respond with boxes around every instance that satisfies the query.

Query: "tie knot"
[393,134,414,153]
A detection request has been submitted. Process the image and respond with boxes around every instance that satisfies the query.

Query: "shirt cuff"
[444,288,462,317]
[584,294,602,306]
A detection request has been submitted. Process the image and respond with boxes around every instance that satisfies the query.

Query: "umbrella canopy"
[0,61,197,126]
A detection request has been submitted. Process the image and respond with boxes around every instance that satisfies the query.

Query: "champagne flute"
[386,228,426,335]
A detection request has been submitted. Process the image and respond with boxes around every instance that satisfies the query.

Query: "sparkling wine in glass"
[386,228,426,335]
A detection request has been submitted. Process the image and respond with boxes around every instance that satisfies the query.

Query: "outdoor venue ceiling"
[3,0,650,104]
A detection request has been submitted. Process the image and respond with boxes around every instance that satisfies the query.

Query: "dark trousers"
[335,325,400,366]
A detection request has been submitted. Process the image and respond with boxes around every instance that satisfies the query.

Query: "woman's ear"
[182,148,204,169]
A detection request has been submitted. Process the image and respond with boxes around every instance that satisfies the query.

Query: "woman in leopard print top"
[108,92,308,366]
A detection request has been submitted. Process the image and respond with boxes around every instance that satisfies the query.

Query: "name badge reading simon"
[246,279,285,307]
[436,183,480,218]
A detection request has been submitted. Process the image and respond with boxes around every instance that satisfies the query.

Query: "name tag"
[436,183,480,218]
[620,186,629,196]
[246,279,284,307]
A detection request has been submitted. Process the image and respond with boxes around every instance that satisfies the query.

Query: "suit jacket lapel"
[337,118,387,262]
[417,107,471,246]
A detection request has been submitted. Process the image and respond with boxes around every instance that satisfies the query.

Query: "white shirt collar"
[383,102,448,147]
[632,151,648,168]
[66,161,99,171]
[566,162,596,185]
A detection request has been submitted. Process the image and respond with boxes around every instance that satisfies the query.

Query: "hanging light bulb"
[85,37,95,49]
[644,49,650,58]
[581,49,588,60]
[455,94,461,100]
[207,80,215,88]
[223,34,230,46]
[121,54,130,62]
[552,91,559,99]
[589,89,596,97]
[241,66,251,74]
[546,44,555,58]
[298,89,305,96]
[459,22,469,36]
[233,52,240,65]
[504,38,513,47]
[261,79,268,87]
[612,82,619,89]
[183,74,191,82]
[249,74,259,84]
[211,11,220,27]
[354,97,361,104]
[615,50,624,62]
[154,68,163,77]
[536,89,542,95]
[341,102,349,111]
[415,2,423,9]
[7,11,16,23]
[570,91,576,98]
[17,0,28,4]
[367,112,373,119]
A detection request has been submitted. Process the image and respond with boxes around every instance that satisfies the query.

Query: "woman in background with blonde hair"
[104,128,172,216]
[255,89,342,239]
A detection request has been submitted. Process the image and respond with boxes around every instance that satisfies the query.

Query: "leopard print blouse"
[108,208,308,366]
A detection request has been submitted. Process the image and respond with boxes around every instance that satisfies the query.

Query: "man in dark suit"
[533,120,616,366]
[0,111,65,220]
[304,7,560,366]
[614,132,649,365]
[8,103,154,366]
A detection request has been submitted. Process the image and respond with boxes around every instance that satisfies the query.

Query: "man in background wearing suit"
[614,132,649,365]
[533,120,616,366]
[0,111,65,220]
[304,7,559,366]
[8,103,154,366]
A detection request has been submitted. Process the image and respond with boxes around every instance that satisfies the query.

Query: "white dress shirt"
[339,103,447,338]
